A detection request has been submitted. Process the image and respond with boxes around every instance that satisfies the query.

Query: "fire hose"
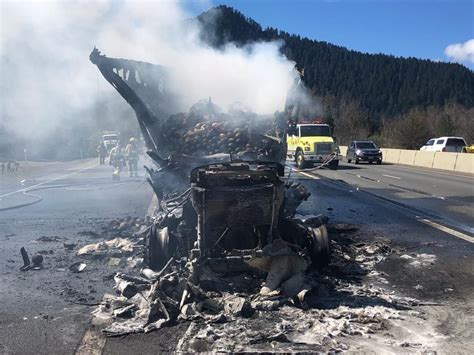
[301,151,339,171]
[0,180,138,212]
[286,151,339,180]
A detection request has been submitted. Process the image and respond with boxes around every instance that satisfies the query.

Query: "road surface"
[0,159,153,354]
[0,159,472,353]
[104,161,473,353]
[298,161,474,235]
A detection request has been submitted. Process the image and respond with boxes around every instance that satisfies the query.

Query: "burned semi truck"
[90,48,329,287]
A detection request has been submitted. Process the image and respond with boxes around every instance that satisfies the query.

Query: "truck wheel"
[296,151,307,169]
[146,226,176,270]
[328,160,339,170]
[309,225,330,268]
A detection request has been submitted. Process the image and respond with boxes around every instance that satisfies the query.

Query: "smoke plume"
[0,1,298,159]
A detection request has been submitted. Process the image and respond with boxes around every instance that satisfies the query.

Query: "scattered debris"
[91,225,410,348]
[63,242,77,250]
[36,235,62,242]
[87,49,439,352]
[69,262,87,273]
[31,254,43,267]
[20,247,31,271]
[400,253,437,267]
[96,217,151,238]
[77,238,136,257]
[20,247,43,271]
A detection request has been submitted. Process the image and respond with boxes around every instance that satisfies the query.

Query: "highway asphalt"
[105,161,474,353]
[0,159,153,354]
[0,158,472,353]
[299,160,474,235]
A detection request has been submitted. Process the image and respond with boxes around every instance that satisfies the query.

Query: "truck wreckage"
[89,48,331,335]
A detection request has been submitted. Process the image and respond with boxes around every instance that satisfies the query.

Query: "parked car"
[346,141,382,164]
[420,137,467,152]
[419,138,436,151]
[463,144,474,153]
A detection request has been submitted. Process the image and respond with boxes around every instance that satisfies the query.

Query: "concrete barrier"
[432,152,457,171]
[413,150,435,168]
[399,149,417,166]
[384,149,401,164]
[337,144,473,174]
[454,153,474,174]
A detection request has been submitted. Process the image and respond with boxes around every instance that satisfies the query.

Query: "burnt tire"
[296,150,307,169]
[146,225,175,270]
[309,225,330,268]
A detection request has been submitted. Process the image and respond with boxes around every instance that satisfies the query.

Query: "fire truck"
[287,121,340,169]
[101,131,120,152]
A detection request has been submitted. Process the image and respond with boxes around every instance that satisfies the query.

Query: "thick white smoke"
[0,0,297,156]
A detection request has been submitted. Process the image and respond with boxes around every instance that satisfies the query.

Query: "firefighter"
[97,142,107,165]
[125,137,139,177]
[109,142,125,180]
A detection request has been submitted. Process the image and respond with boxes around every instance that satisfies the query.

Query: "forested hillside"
[197,6,474,147]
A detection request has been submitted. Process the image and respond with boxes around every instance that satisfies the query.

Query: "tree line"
[321,97,473,148]
[197,6,474,148]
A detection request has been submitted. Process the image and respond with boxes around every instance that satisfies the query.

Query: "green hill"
[197,6,474,146]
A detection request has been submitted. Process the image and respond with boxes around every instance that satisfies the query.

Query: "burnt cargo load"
[90,48,329,284]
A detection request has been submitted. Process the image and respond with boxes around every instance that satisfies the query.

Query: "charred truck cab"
[90,48,330,287]
[287,122,339,169]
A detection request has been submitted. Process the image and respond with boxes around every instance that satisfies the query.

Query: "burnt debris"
[90,48,327,276]
[90,48,335,337]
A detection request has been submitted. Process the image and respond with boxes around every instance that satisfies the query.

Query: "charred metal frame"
[90,48,329,272]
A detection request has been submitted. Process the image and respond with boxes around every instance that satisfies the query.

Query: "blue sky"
[184,0,474,68]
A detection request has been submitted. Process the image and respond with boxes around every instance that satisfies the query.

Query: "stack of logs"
[162,109,278,157]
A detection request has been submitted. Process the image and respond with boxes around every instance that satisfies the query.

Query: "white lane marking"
[298,171,320,179]
[0,162,98,199]
[296,168,473,243]
[418,218,474,244]
[298,169,472,242]
[382,174,401,180]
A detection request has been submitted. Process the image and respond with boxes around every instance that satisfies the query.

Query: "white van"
[420,137,466,152]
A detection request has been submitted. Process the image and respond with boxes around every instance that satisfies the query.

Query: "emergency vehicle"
[287,121,339,169]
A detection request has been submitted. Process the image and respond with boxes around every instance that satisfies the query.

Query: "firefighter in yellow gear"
[109,142,125,180]
[125,137,140,177]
